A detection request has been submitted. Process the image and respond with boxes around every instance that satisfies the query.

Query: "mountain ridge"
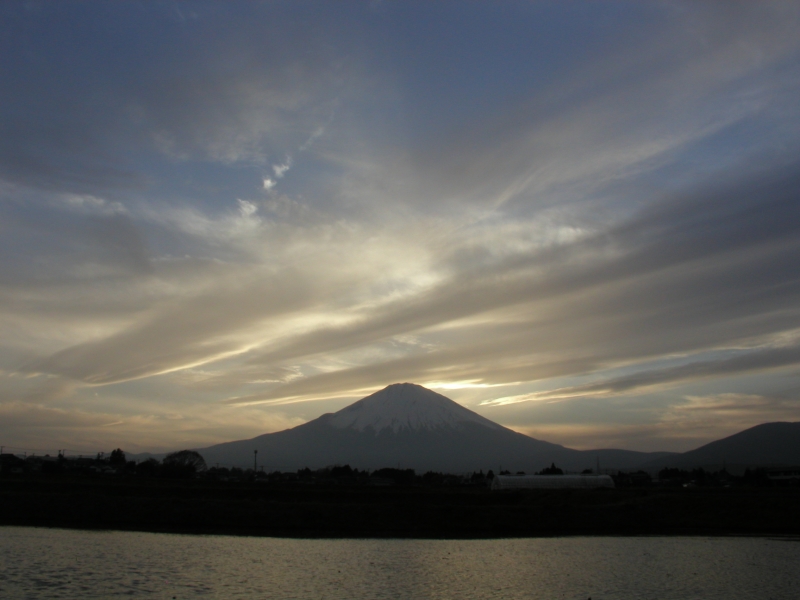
[638,421,800,472]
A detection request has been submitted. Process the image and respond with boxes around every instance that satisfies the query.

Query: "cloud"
[0,2,365,199]
[220,162,800,406]
[272,158,292,179]
[11,157,800,447]
[23,268,316,384]
[326,2,800,219]
[16,200,436,386]
[656,392,800,445]
[237,199,258,218]
[509,392,800,452]
[0,197,152,284]
[483,344,800,406]
[0,399,305,454]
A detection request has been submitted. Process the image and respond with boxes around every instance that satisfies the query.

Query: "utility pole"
[254,449,258,472]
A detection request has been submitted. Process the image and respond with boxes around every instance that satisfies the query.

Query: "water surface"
[1,527,798,599]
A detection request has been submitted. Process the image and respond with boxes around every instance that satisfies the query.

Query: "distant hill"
[198,383,670,472]
[638,422,800,472]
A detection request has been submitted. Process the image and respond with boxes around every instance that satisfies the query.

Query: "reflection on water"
[1,527,798,599]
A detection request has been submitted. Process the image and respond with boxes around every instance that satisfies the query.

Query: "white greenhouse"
[491,474,615,490]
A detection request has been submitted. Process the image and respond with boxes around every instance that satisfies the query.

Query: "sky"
[2,1,800,456]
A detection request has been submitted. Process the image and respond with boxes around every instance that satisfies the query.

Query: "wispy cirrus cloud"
[483,344,800,407]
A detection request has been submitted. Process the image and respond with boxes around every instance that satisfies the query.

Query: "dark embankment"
[2,476,799,538]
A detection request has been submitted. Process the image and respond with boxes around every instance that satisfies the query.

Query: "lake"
[1,527,797,599]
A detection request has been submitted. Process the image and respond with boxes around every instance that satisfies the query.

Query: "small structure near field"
[767,467,800,486]
[491,474,615,490]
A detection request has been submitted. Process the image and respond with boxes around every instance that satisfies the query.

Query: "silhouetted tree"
[690,467,708,484]
[659,467,687,481]
[41,459,63,474]
[330,465,354,478]
[538,463,564,475]
[371,468,416,485]
[162,450,207,478]
[109,448,126,467]
[743,467,770,487]
[614,470,652,487]
[422,471,444,485]
[136,458,160,477]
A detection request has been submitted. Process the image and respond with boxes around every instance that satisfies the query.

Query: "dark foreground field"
[1,476,798,538]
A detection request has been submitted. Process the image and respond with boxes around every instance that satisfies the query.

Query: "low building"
[767,467,800,485]
[491,474,615,490]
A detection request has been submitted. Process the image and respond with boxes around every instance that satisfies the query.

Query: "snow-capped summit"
[329,383,502,433]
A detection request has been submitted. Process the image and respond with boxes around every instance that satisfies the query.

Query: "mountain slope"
[639,422,800,471]
[199,383,668,472]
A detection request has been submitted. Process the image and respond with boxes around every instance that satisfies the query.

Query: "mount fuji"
[198,383,672,473]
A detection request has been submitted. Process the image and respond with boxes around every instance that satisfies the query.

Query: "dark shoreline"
[2,476,799,539]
